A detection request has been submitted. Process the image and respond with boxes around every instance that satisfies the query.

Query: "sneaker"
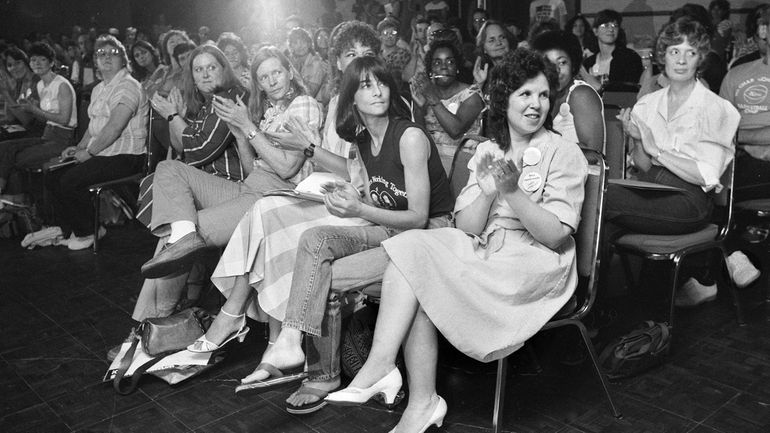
[67,226,107,250]
[726,251,761,288]
[21,226,63,249]
[674,278,717,308]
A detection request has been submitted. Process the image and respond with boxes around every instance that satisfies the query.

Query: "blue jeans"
[284,215,452,381]
[282,224,393,381]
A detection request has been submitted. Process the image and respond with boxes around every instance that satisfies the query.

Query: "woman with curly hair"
[326,48,588,432]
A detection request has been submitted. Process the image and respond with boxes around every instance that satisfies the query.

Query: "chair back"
[572,148,608,319]
[144,106,165,175]
[603,107,626,179]
[713,159,735,240]
[448,134,487,200]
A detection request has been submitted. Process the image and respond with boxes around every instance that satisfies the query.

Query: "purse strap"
[112,327,175,395]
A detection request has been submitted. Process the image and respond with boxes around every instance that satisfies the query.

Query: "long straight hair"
[335,56,409,145]
[181,44,244,117]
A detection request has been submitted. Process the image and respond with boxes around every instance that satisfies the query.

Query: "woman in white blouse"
[609,17,740,306]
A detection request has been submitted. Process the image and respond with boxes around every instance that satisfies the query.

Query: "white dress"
[382,132,588,362]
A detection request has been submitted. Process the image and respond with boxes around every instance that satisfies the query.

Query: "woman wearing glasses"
[411,39,484,170]
[45,35,148,250]
[378,17,411,91]
[583,9,643,91]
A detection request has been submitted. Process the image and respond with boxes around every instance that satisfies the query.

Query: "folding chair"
[88,106,161,252]
[491,148,621,432]
[611,161,743,325]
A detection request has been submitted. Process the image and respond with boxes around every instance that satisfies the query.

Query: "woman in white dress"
[325,48,588,433]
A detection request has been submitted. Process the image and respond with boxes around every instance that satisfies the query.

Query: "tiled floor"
[2,223,770,432]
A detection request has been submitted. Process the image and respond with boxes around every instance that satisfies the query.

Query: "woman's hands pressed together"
[323,181,364,218]
[150,87,184,119]
[262,114,319,152]
[475,153,520,196]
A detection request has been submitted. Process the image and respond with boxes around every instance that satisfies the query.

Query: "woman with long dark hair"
[326,48,588,432]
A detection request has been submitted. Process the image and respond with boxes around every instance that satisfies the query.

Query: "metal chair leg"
[492,358,508,433]
[574,320,623,418]
[92,188,101,253]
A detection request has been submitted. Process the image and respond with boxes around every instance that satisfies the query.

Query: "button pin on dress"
[520,171,543,192]
[522,147,541,167]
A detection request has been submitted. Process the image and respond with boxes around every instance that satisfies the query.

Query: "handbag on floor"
[598,320,671,380]
[107,308,221,395]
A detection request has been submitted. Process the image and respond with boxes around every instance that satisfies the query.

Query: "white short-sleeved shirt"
[632,80,740,192]
[87,68,148,156]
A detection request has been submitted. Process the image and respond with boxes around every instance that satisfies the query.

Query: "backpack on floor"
[598,320,671,380]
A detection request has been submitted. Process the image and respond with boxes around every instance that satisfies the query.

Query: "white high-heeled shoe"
[187,309,249,353]
[388,395,447,433]
[325,367,402,406]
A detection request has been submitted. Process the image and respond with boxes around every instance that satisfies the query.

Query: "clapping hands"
[476,153,520,195]
[322,181,363,218]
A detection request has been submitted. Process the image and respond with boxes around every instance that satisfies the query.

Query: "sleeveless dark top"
[358,117,453,218]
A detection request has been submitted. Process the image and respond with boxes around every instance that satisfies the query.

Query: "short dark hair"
[327,20,381,96]
[593,9,623,28]
[28,42,55,62]
[4,47,29,66]
[532,30,583,77]
[709,0,731,21]
[424,39,463,74]
[172,42,196,65]
[336,56,410,144]
[377,17,400,32]
[671,3,715,37]
[487,48,559,151]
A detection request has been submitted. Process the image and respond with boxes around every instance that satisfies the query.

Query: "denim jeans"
[285,215,452,381]
[605,165,713,238]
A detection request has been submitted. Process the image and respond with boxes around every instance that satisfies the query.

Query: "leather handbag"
[113,308,210,395]
[140,308,205,356]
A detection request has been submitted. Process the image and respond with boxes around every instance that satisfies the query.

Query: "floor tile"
[701,392,770,433]
[0,402,70,433]
[78,402,191,432]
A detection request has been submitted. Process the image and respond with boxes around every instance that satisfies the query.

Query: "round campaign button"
[520,171,543,192]
[522,147,541,167]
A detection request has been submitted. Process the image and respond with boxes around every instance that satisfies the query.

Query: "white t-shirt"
[37,74,77,128]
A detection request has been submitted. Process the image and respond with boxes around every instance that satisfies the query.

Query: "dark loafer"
[141,232,206,279]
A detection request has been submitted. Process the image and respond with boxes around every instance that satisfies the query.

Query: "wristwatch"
[304,143,316,158]
[167,112,179,122]
[247,129,258,140]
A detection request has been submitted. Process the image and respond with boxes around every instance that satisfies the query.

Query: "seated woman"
[139,46,321,279]
[130,40,160,85]
[190,56,453,413]
[410,39,485,171]
[532,30,605,152]
[144,30,192,98]
[217,32,252,89]
[471,20,515,92]
[288,27,328,99]
[567,13,598,58]
[131,44,251,321]
[325,48,588,432]
[0,42,76,196]
[610,18,739,306]
[1,47,39,130]
[45,35,148,250]
[583,9,643,91]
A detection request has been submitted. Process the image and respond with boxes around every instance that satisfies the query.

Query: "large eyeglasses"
[598,22,619,30]
[473,17,487,23]
[431,57,456,68]
[96,48,121,58]
[381,29,398,37]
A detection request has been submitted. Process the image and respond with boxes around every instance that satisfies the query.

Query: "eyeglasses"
[598,22,619,30]
[431,57,456,68]
[381,29,398,37]
[473,17,487,23]
[96,48,121,58]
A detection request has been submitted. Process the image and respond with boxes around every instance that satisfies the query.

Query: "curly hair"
[28,42,56,62]
[487,48,559,151]
[424,39,463,75]
[217,32,249,69]
[655,17,711,69]
[531,30,583,76]
[326,20,381,97]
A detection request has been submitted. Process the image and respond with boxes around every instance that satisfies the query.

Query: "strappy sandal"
[187,309,249,353]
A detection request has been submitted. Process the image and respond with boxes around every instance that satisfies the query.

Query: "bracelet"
[247,129,258,140]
